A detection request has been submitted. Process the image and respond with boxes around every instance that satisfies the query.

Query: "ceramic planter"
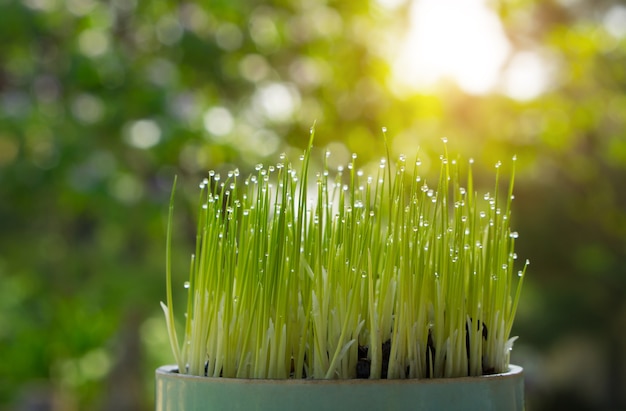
[155,364,524,411]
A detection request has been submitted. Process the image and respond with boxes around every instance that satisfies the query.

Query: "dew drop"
[509,232,519,239]
[183,281,190,289]
[381,126,387,133]
[441,137,448,144]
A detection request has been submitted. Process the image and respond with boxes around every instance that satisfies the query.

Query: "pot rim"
[156,364,523,385]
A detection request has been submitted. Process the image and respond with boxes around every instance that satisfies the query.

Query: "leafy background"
[1,0,625,410]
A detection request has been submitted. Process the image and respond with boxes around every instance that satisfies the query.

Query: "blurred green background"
[1,0,625,410]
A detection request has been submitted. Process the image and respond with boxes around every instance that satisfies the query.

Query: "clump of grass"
[162,130,527,379]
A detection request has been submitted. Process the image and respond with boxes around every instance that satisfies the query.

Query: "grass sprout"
[162,131,527,379]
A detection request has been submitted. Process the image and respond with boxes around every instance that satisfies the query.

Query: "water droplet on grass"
[184,281,190,289]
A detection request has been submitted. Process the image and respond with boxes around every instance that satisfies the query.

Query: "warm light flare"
[392,0,511,95]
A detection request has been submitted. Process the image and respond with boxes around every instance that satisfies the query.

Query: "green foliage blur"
[1,0,625,410]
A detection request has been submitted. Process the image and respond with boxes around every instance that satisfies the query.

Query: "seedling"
[162,130,527,379]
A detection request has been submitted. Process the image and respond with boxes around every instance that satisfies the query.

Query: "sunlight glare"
[392,0,511,95]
